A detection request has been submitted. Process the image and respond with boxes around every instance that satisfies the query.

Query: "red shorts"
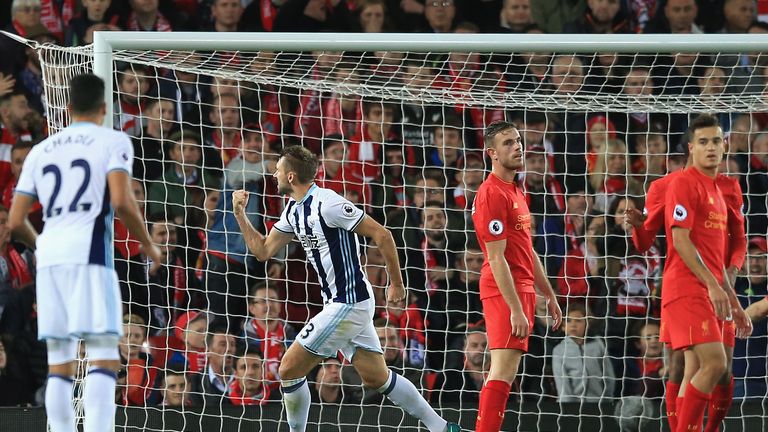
[719,319,735,348]
[665,297,722,351]
[482,292,535,351]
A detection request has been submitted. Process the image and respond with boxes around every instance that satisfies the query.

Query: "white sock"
[83,368,117,432]
[282,378,311,432]
[377,370,447,432]
[45,375,76,432]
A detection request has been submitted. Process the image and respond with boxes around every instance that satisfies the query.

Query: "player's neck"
[70,114,103,125]
[290,182,315,202]
[491,167,517,184]
[692,164,717,179]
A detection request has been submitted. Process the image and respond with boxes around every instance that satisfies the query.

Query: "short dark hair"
[249,281,279,301]
[69,73,105,115]
[483,121,518,149]
[687,114,720,141]
[235,347,263,361]
[205,322,230,347]
[280,145,318,184]
[566,301,588,318]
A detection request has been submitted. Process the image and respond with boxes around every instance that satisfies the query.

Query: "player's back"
[16,122,133,268]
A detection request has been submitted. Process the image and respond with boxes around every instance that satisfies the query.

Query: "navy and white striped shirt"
[273,184,372,304]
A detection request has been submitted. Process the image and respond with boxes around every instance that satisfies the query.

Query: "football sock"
[45,374,76,432]
[377,370,447,432]
[83,368,117,432]
[475,380,511,432]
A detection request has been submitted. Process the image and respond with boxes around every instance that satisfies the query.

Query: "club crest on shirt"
[121,152,129,162]
[708,196,714,205]
[673,204,687,221]
[489,219,504,235]
[342,203,356,217]
[307,214,319,228]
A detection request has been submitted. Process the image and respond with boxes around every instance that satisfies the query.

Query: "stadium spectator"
[114,64,150,132]
[553,302,616,402]
[0,204,34,293]
[0,92,33,150]
[494,0,533,33]
[146,130,219,225]
[368,143,409,221]
[65,0,120,46]
[630,122,668,180]
[206,0,247,32]
[124,0,173,31]
[166,310,208,373]
[420,0,456,33]
[272,0,353,32]
[564,0,631,34]
[744,132,768,235]
[343,318,424,404]
[445,245,484,333]
[195,324,236,406]
[355,0,388,32]
[589,139,643,213]
[346,99,398,184]
[118,314,158,406]
[2,0,43,75]
[530,0,587,33]
[317,136,357,196]
[430,324,488,404]
[1,141,42,231]
[310,358,350,403]
[720,0,754,33]
[451,152,484,213]
[160,364,192,407]
[734,236,768,398]
[17,23,56,115]
[202,92,241,173]
[240,0,285,32]
[0,338,34,405]
[585,115,617,173]
[228,349,278,405]
[242,281,296,391]
[644,0,701,33]
[621,320,664,398]
[132,97,177,181]
[379,295,427,368]
[426,114,463,172]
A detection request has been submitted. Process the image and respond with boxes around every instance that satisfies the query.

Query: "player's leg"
[704,325,735,432]
[677,342,727,432]
[46,341,78,432]
[38,266,77,432]
[475,292,534,432]
[351,349,456,432]
[665,347,685,432]
[82,335,121,432]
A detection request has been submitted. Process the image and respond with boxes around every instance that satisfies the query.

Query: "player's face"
[249,288,282,320]
[488,128,524,171]
[273,158,294,195]
[689,126,725,171]
[236,355,264,393]
[163,374,187,406]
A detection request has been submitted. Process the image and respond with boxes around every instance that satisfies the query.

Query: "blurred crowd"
[0,0,767,420]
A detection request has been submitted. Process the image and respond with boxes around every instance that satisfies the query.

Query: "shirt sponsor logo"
[673,204,687,221]
[489,219,504,235]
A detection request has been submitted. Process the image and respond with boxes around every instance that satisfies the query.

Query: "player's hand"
[232,190,249,217]
[143,243,163,276]
[708,284,730,320]
[387,284,406,304]
[509,307,530,339]
[733,306,753,339]
[623,207,646,229]
[547,295,563,331]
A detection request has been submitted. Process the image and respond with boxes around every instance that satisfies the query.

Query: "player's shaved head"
[69,73,106,115]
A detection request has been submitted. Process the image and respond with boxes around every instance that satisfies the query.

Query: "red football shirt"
[632,170,684,253]
[716,174,747,271]
[472,173,535,300]
[663,167,728,305]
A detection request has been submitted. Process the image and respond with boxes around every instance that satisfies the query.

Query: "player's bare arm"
[8,193,39,249]
[671,226,729,319]
[107,170,163,274]
[532,252,562,331]
[745,298,768,322]
[353,215,405,303]
[485,238,528,338]
[723,265,753,338]
[232,189,293,262]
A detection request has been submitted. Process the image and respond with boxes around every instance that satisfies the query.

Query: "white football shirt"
[15,122,133,268]
[273,184,373,304]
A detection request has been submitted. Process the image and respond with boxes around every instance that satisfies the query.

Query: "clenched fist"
[232,190,249,216]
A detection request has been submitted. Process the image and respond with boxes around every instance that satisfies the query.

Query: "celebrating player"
[471,121,562,432]
[8,73,162,432]
[625,115,751,432]
[231,145,460,432]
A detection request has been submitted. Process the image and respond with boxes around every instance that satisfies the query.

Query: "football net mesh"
[29,37,768,431]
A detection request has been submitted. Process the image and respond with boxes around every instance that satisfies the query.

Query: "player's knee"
[279,361,301,381]
[362,370,389,390]
[703,357,727,380]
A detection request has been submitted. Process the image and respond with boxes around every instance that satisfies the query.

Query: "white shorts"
[37,264,123,340]
[296,298,383,360]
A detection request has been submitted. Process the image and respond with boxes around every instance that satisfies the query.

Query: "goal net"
[27,32,768,431]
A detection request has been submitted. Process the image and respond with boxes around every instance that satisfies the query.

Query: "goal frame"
[91,31,768,129]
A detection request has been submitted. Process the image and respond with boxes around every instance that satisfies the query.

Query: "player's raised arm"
[107,169,162,274]
[353,215,406,303]
[232,189,293,262]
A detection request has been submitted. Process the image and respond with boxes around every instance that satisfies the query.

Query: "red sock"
[475,380,511,432]
[666,382,681,432]
[703,378,734,432]
[677,383,711,432]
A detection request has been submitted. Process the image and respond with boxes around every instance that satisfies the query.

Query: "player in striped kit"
[8,73,162,432]
[232,145,460,432]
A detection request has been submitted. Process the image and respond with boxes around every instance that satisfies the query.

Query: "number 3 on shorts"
[300,323,315,339]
